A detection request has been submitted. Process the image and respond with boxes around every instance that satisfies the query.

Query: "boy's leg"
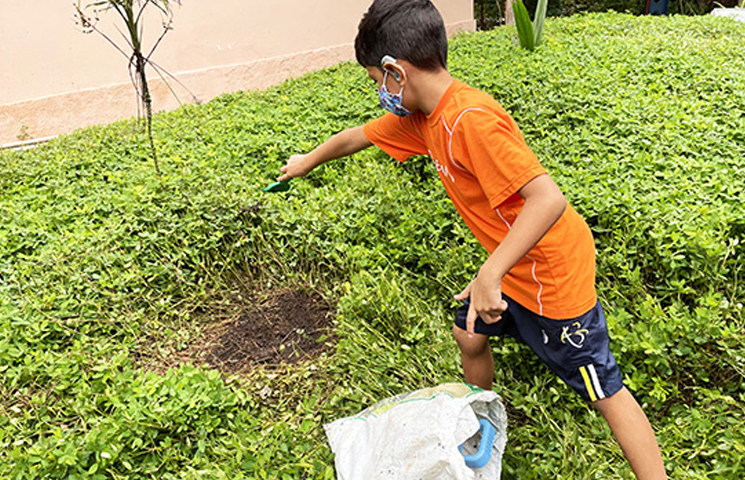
[482,297,668,479]
[592,387,667,480]
[453,296,522,390]
[452,325,494,390]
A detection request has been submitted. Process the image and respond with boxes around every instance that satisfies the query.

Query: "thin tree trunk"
[135,51,161,180]
[504,0,515,25]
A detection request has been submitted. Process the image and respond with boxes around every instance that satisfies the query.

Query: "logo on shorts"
[561,321,589,349]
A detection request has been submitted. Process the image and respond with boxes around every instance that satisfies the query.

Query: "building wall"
[0,1,474,146]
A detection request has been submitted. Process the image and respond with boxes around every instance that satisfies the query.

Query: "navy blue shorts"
[454,294,624,402]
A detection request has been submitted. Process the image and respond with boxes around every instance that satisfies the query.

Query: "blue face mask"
[378,71,413,117]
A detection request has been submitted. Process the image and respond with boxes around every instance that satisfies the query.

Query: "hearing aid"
[380,55,402,82]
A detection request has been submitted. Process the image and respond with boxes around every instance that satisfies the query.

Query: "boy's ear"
[380,55,405,83]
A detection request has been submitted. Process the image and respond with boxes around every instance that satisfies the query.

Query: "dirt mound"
[141,286,335,375]
[205,289,333,371]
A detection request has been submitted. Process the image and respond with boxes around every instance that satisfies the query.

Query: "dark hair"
[355,0,448,71]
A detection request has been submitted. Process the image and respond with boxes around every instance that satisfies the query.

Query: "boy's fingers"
[277,165,289,181]
[481,312,502,324]
[453,282,473,301]
[466,303,477,335]
[480,299,509,324]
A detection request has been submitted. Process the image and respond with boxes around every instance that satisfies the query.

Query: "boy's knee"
[452,325,489,357]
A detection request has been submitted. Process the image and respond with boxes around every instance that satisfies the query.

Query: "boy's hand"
[451,175,566,335]
[454,275,509,335]
[278,154,314,182]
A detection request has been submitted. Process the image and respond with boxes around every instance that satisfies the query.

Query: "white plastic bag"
[324,383,507,480]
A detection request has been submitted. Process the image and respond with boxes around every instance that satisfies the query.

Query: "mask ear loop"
[381,71,404,96]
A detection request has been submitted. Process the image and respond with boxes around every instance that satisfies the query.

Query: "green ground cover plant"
[1,12,744,479]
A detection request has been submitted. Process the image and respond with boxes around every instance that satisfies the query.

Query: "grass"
[1,12,744,479]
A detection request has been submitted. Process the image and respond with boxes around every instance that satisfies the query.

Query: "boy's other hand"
[454,276,509,335]
[278,154,314,182]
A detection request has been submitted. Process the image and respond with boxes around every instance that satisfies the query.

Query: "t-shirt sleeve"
[362,112,429,162]
[452,109,547,208]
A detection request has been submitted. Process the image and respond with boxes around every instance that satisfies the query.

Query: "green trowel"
[263,179,291,192]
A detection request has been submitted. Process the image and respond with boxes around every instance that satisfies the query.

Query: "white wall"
[0,0,474,146]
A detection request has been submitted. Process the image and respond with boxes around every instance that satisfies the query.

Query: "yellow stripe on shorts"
[579,366,598,402]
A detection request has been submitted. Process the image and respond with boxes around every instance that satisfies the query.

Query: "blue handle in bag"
[459,418,496,469]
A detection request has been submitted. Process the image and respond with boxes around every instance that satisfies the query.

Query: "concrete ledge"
[0,136,58,152]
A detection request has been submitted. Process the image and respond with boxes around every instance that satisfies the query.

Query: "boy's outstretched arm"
[455,173,567,333]
[278,126,373,181]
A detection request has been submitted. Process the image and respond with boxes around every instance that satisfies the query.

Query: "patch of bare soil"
[142,286,335,374]
[204,289,333,371]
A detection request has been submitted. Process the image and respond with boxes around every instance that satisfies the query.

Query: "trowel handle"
[460,418,496,469]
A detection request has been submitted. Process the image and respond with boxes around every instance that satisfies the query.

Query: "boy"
[277,0,666,478]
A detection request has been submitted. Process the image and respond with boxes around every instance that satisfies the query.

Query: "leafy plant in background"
[513,0,548,50]
[75,0,186,180]
[474,0,722,29]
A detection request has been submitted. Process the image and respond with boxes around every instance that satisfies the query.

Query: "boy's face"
[366,65,416,117]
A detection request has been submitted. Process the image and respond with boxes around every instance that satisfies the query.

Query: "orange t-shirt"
[363,79,597,319]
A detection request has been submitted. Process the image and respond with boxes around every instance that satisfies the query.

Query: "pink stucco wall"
[0,1,474,146]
